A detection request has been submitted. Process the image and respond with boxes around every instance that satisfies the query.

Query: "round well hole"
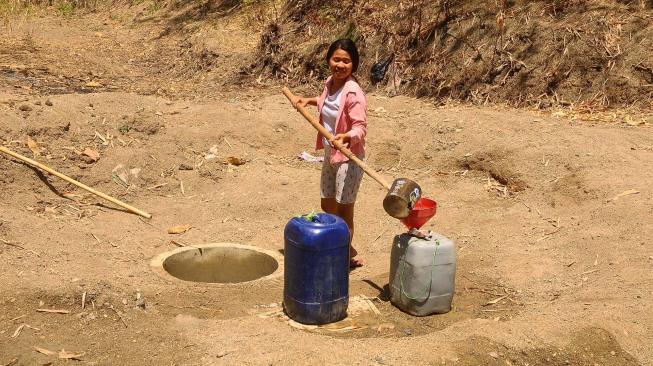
[152,244,281,284]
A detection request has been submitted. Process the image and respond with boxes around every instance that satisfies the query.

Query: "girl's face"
[328,48,353,82]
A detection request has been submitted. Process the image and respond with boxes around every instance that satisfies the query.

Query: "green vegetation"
[297,210,319,222]
[118,124,132,134]
[0,0,103,20]
[341,21,359,43]
[146,0,164,15]
[57,1,75,16]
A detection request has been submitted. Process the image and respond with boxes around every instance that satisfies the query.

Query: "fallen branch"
[466,287,504,297]
[33,346,56,356]
[483,295,508,306]
[1,358,17,366]
[36,309,70,314]
[33,346,84,361]
[0,238,40,256]
[11,323,40,338]
[146,183,168,190]
[480,308,510,312]
[0,146,152,218]
[11,325,25,338]
[108,305,128,328]
[170,240,187,247]
[58,350,85,360]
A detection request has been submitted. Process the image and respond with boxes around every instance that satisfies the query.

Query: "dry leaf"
[12,323,40,338]
[82,147,100,162]
[26,136,40,156]
[34,346,56,356]
[483,295,508,306]
[85,81,101,88]
[377,323,395,331]
[611,189,639,201]
[167,224,192,234]
[624,115,644,126]
[112,164,140,186]
[114,171,129,186]
[225,156,246,166]
[11,324,25,338]
[94,131,107,143]
[58,350,85,360]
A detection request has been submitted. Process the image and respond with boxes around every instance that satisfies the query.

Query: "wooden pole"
[282,86,391,190]
[0,146,152,219]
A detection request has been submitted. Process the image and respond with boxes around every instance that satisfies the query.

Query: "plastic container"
[389,232,456,316]
[283,213,351,324]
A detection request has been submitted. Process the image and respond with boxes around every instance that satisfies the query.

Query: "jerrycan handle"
[399,239,440,302]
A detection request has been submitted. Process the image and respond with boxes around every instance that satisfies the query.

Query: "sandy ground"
[1,8,652,366]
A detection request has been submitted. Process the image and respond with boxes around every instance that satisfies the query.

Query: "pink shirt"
[316,76,368,164]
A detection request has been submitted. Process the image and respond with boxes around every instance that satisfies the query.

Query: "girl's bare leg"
[322,199,361,267]
[337,202,361,266]
[321,197,338,216]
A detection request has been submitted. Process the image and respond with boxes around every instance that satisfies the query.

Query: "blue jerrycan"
[283,213,350,325]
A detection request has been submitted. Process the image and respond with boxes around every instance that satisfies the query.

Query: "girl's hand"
[293,97,310,109]
[329,133,350,148]
[292,96,317,109]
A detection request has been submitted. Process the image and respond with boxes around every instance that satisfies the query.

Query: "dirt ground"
[1,4,653,366]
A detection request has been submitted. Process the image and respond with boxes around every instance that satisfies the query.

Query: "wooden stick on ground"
[0,238,41,257]
[0,146,152,219]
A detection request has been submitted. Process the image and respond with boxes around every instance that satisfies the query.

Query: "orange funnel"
[400,198,437,230]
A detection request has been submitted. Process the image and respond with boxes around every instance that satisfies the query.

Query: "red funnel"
[400,198,437,230]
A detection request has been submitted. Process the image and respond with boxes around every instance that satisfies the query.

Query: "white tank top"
[321,86,343,147]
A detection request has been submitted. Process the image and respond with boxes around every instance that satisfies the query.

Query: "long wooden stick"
[0,146,152,219]
[282,87,391,190]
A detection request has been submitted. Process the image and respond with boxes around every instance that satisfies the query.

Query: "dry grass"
[0,0,35,26]
[248,0,652,110]
[0,0,115,20]
[0,0,28,16]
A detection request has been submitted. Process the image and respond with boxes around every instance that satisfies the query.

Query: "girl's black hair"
[326,38,360,73]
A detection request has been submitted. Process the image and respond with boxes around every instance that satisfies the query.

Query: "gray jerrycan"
[389,232,456,316]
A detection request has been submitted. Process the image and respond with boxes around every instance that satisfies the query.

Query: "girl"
[294,39,367,269]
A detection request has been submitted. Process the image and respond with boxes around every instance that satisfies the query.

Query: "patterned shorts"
[320,146,365,204]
